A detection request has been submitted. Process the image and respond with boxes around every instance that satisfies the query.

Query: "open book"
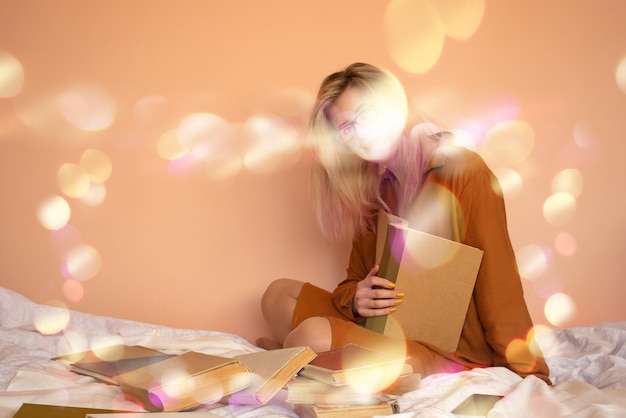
[56,344,315,411]
[227,345,316,406]
[364,210,484,352]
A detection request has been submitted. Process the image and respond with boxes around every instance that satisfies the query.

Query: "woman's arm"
[331,227,401,320]
[461,160,550,381]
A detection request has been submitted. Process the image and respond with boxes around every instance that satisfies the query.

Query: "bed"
[1,285,625,418]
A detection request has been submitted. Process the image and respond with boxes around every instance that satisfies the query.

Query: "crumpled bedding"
[1,286,625,417]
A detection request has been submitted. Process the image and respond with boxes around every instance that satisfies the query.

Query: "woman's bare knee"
[260,278,304,344]
[261,279,303,311]
[283,316,332,353]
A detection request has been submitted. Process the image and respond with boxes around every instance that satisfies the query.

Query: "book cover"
[54,344,169,363]
[298,344,411,388]
[12,403,133,418]
[364,210,484,352]
[114,351,251,412]
[56,345,175,385]
[225,346,316,406]
[56,345,252,412]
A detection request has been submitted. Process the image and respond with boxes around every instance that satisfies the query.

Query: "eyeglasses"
[336,106,375,143]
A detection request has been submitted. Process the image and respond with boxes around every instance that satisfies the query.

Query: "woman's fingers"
[354,267,405,317]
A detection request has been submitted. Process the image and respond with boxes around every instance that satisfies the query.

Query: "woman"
[258,63,550,383]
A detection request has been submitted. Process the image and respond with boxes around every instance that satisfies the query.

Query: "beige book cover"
[56,345,176,385]
[364,210,483,352]
[114,351,250,412]
[225,345,316,405]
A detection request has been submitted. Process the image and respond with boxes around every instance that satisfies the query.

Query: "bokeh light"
[243,114,301,173]
[50,224,83,259]
[56,330,90,361]
[528,269,564,301]
[57,163,91,198]
[482,120,535,167]
[159,367,196,399]
[505,338,537,374]
[0,50,24,98]
[543,192,577,226]
[57,83,116,131]
[572,121,594,149]
[450,128,478,151]
[65,244,101,281]
[12,92,63,131]
[340,337,408,394]
[551,168,583,198]
[134,95,168,126]
[89,339,127,361]
[529,324,562,357]
[516,244,550,281]
[431,0,485,40]
[158,129,187,161]
[162,114,245,178]
[204,155,243,180]
[37,195,71,230]
[63,279,85,302]
[267,88,315,122]
[616,56,626,94]
[34,299,70,335]
[384,0,484,73]
[80,149,112,183]
[80,183,107,206]
[492,167,523,199]
[527,324,556,358]
[80,182,107,207]
[177,112,233,160]
[554,232,577,257]
[544,292,576,327]
[384,0,445,74]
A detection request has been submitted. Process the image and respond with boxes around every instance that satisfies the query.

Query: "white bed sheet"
[1,286,625,417]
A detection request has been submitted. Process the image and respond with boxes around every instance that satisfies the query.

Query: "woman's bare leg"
[283,316,332,353]
[257,278,304,348]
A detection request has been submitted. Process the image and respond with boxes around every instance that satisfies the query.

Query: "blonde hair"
[309,63,437,240]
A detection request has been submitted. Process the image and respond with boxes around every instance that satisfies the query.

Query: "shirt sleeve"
[460,159,550,381]
[330,228,377,321]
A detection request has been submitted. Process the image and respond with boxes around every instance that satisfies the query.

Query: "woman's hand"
[353,264,404,317]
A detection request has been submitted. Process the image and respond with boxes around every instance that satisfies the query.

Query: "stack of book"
[287,344,420,418]
[54,343,316,412]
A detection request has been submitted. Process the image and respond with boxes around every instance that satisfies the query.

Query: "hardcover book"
[114,350,250,412]
[364,210,484,352]
[298,344,411,389]
[56,345,250,412]
[57,344,316,410]
[286,376,385,406]
[292,400,398,418]
[226,345,317,406]
[12,404,133,418]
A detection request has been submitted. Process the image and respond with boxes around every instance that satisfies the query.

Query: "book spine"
[363,224,403,334]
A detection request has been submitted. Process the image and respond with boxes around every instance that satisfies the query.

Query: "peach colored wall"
[1,1,625,344]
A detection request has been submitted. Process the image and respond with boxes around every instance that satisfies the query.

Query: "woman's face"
[327,86,405,162]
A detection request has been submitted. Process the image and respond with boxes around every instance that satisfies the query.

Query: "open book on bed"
[55,344,315,411]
